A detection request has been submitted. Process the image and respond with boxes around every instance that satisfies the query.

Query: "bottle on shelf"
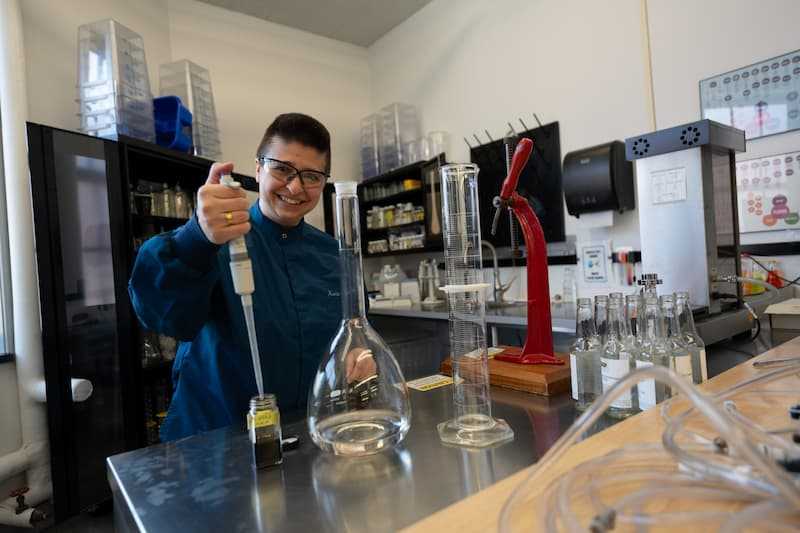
[562,267,576,304]
[766,259,784,288]
[675,291,707,383]
[161,182,176,218]
[174,184,191,219]
[570,298,602,411]
[601,297,639,419]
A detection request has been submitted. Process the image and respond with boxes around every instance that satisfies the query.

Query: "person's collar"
[249,203,306,240]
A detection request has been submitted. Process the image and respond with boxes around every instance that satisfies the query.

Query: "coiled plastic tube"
[498,365,800,532]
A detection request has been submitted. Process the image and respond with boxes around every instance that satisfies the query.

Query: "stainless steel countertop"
[108,386,603,533]
[369,301,577,333]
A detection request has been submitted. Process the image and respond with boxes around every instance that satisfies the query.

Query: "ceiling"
[196,0,433,47]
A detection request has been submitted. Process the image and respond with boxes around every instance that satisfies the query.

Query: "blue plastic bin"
[153,96,192,152]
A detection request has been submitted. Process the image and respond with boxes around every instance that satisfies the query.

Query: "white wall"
[166,0,371,227]
[21,0,370,230]
[648,0,800,259]
[366,0,800,296]
[22,0,173,131]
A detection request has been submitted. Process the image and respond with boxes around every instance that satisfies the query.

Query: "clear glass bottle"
[307,182,411,456]
[601,298,639,418]
[625,294,641,337]
[248,394,282,469]
[174,184,191,219]
[661,295,693,388]
[676,291,707,383]
[149,183,162,216]
[562,267,576,303]
[635,295,671,410]
[594,295,609,344]
[570,298,602,411]
[162,183,176,218]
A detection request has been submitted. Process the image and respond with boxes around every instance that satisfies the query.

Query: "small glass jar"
[161,183,176,218]
[248,394,283,469]
[174,185,191,219]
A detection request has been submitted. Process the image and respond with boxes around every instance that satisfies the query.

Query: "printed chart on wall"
[700,50,800,140]
[736,152,800,233]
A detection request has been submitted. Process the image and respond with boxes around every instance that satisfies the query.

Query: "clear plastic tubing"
[498,365,800,531]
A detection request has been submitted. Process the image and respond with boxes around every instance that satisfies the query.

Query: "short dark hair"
[256,113,331,173]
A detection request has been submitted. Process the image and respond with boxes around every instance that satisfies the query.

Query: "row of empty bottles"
[569,291,707,419]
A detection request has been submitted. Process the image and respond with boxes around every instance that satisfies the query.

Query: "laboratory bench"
[106,292,795,533]
[403,335,800,533]
[107,385,616,533]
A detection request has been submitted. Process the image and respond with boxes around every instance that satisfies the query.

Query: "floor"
[0,320,786,533]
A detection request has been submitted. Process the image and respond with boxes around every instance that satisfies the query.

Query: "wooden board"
[408,335,800,533]
[439,346,571,396]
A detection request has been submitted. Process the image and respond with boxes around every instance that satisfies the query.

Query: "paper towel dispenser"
[563,141,634,217]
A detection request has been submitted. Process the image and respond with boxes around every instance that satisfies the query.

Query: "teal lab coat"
[129,203,341,441]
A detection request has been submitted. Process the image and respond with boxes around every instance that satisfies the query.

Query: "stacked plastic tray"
[378,103,420,172]
[77,19,155,142]
[361,114,381,179]
[159,60,222,160]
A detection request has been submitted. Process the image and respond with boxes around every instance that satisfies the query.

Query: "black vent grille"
[632,137,650,157]
[680,126,701,146]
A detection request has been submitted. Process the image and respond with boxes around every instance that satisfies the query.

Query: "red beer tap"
[491,138,562,365]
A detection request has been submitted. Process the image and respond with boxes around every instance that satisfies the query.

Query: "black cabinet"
[323,154,446,257]
[27,123,255,521]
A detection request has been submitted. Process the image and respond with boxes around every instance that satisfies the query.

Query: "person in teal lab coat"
[130,113,370,441]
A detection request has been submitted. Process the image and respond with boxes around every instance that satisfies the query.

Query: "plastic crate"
[77,19,151,93]
[153,96,192,152]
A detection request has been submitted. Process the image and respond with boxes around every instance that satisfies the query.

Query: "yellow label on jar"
[247,410,277,429]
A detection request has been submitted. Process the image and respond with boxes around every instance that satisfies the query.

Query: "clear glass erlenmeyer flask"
[307,181,411,456]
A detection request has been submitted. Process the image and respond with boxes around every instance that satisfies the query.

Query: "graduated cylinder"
[437,164,514,447]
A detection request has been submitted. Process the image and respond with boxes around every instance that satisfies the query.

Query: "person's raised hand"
[196,162,251,245]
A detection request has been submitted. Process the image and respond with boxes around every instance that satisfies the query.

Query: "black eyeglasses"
[256,156,329,190]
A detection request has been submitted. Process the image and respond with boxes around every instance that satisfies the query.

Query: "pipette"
[220,173,264,397]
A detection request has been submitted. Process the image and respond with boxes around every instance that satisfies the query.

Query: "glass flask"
[676,291,707,383]
[601,298,639,418]
[307,181,411,456]
[635,295,671,410]
[437,163,513,448]
[570,298,602,411]
[660,294,693,389]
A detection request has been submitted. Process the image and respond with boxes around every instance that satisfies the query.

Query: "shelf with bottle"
[129,180,195,219]
[365,202,425,230]
[140,329,177,376]
[361,185,423,207]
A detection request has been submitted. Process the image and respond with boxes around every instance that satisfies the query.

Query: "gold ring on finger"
[224,211,233,224]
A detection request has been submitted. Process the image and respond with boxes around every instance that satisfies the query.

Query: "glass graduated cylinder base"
[437,414,514,448]
[309,409,409,457]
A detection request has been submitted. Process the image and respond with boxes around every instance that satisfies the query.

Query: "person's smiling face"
[256,137,328,228]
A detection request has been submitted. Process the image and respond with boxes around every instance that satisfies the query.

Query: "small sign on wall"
[581,242,609,283]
